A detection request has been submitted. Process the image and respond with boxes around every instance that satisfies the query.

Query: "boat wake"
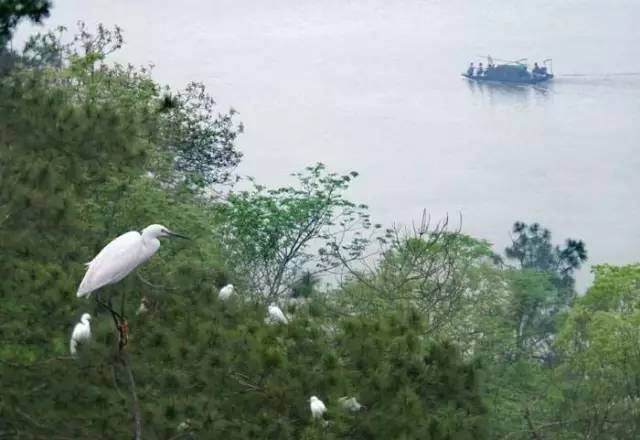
[559,72,640,78]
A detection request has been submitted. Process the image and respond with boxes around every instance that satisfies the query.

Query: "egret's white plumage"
[136,297,149,315]
[309,396,327,419]
[338,396,364,411]
[267,305,288,324]
[77,224,187,297]
[218,284,235,300]
[177,418,192,432]
[70,313,92,355]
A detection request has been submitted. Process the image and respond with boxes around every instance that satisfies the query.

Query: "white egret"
[136,297,149,315]
[218,283,234,300]
[70,313,92,356]
[338,396,364,411]
[267,304,288,324]
[77,224,188,297]
[309,395,327,420]
[177,418,192,432]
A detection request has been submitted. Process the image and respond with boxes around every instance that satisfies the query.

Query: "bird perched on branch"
[177,418,192,432]
[339,396,364,411]
[136,297,150,315]
[70,313,92,356]
[266,304,288,324]
[309,395,327,420]
[77,224,189,298]
[218,283,235,300]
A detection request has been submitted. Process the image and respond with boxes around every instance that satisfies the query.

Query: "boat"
[462,57,554,84]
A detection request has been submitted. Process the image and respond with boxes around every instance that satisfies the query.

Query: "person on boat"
[532,62,540,73]
[467,62,474,76]
[476,62,484,76]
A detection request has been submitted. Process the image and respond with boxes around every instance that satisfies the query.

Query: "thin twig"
[137,270,177,290]
[229,372,263,392]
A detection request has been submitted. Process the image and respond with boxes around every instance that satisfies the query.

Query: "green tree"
[218,163,376,300]
[503,222,588,363]
[505,221,587,298]
[468,273,564,439]
[161,81,244,187]
[16,23,243,188]
[554,264,640,438]
[0,24,238,438]
[336,213,498,336]
[334,308,488,439]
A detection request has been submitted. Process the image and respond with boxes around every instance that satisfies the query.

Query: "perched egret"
[218,283,234,300]
[77,224,188,298]
[136,297,149,315]
[267,304,288,324]
[338,396,364,411]
[177,418,192,432]
[70,313,92,355]
[309,395,327,419]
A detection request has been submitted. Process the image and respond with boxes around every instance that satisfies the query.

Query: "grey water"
[17,0,640,290]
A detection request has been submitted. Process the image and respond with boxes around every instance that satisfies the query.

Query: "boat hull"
[462,73,553,84]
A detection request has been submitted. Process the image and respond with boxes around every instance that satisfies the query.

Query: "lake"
[17,0,640,290]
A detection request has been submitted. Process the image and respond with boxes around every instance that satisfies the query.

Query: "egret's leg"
[95,293,124,348]
[94,291,127,352]
[96,293,122,321]
[107,296,122,320]
[95,291,112,314]
[109,305,120,330]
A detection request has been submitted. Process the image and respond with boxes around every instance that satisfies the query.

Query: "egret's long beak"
[168,230,190,240]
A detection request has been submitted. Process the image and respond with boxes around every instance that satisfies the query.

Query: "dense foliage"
[1,17,637,440]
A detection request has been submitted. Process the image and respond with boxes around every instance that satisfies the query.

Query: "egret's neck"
[81,317,90,325]
[141,232,161,257]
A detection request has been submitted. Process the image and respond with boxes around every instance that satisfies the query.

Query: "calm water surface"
[19,0,640,289]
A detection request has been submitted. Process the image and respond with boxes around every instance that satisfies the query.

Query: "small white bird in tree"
[136,297,150,315]
[309,395,327,420]
[77,224,189,298]
[338,396,364,411]
[177,418,192,432]
[70,313,92,356]
[218,283,235,300]
[267,304,288,324]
